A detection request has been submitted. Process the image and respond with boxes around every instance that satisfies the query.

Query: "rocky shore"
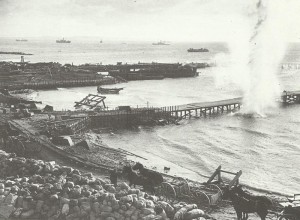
[0,150,213,220]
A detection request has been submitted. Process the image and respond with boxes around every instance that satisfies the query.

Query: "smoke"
[215,0,297,116]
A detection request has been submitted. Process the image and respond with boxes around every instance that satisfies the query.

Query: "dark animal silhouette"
[122,165,155,193]
[132,162,163,185]
[223,185,273,220]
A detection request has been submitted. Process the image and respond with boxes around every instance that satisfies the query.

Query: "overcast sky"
[0,0,299,42]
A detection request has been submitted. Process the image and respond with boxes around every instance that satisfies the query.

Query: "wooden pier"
[48,90,300,129]
[281,62,300,70]
[161,97,242,119]
[282,90,300,104]
[90,107,166,128]
[160,90,300,120]
[88,97,244,128]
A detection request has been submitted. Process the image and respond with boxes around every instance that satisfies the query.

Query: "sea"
[1,38,299,196]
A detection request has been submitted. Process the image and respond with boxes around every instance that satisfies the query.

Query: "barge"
[109,63,198,81]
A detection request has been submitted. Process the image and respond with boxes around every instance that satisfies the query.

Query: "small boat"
[100,40,103,43]
[56,38,71,43]
[97,86,123,94]
[152,41,170,45]
[187,48,209,52]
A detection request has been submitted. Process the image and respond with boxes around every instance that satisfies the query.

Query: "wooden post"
[207,165,222,184]
[228,171,242,188]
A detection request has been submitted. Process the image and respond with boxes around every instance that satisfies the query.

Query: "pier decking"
[38,90,300,129]
[160,91,300,119]
[162,97,242,119]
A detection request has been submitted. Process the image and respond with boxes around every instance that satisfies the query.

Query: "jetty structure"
[0,60,202,90]
[78,91,299,129]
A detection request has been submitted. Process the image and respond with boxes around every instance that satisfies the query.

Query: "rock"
[120,195,133,204]
[142,214,157,220]
[0,204,14,218]
[0,154,211,220]
[20,209,35,218]
[0,195,5,203]
[4,193,18,205]
[62,203,70,215]
[35,200,44,213]
[184,209,205,220]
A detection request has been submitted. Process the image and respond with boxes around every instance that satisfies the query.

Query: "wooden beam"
[228,170,242,188]
[207,165,222,184]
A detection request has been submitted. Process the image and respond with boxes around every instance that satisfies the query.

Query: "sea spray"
[243,0,281,116]
[214,0,295,116]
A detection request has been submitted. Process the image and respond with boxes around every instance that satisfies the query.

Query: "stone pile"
[0,150,211,220]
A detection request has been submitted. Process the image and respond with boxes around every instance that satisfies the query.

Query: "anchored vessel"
[152,41,169,45]
[97,86,123,94]
[16,39,28,42]
[187,48,209,52]
[56,38,71,43]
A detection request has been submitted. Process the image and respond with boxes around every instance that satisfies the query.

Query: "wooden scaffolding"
[74,94,106,109]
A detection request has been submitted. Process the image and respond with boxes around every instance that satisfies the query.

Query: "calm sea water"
[1,38,299,195]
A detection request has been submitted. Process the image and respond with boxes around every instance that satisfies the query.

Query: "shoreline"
[1,88,298,198]
[0,102,292,220]
[1,109,291,200]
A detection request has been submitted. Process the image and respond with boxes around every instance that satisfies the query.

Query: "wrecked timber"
[0,61,206,90]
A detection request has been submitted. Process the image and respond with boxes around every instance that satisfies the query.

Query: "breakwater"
[0,61,203,90]
[0,78,118,90]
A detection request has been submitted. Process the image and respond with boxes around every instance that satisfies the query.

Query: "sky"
[0,0,300,42]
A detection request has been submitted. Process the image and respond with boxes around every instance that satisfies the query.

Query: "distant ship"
[187,48,209,52]
[152,41,170,45]
[16,39,28,42]
[56,38,71,43]
[100,40,103,43]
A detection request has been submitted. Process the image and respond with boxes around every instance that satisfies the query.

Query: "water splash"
[215,0,297,116]
[242,0,282,116]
